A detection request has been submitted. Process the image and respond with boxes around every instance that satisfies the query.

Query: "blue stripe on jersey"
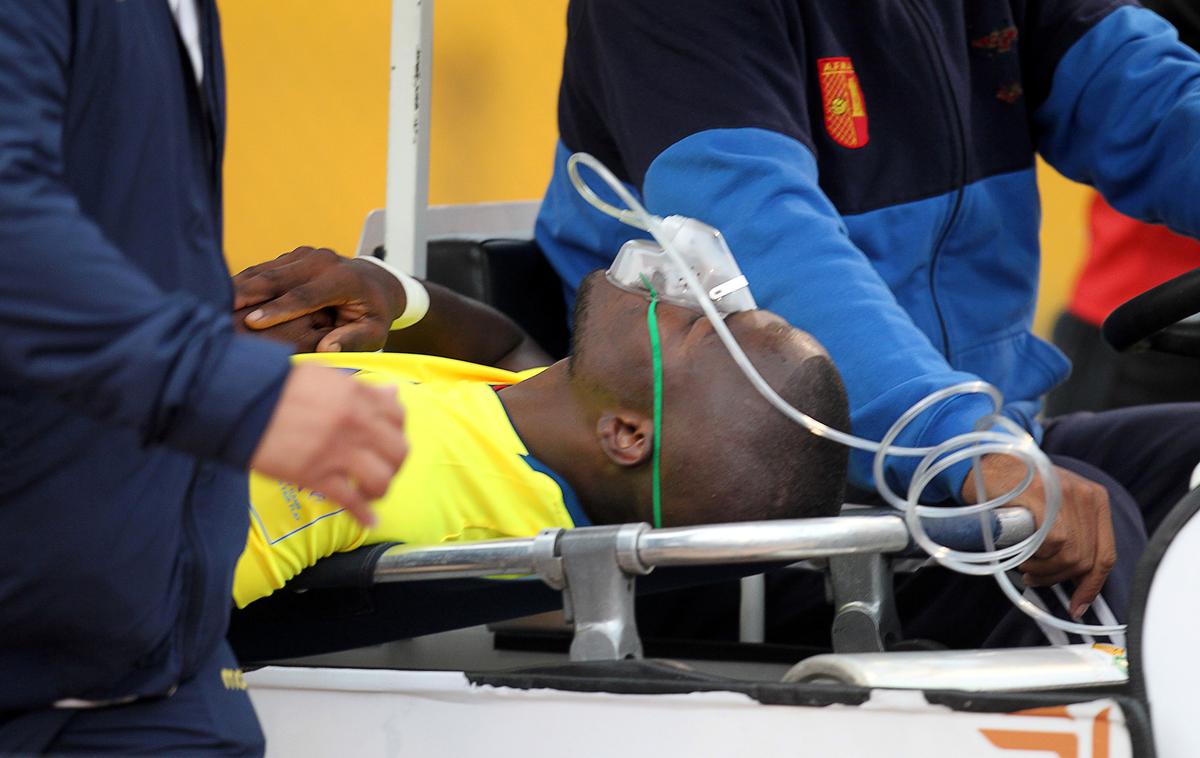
[522,453,592,527]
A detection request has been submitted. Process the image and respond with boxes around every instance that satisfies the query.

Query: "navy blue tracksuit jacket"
[537,0,1200,502]
[0,2,292,710]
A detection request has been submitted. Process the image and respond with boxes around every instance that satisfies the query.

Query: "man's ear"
[595,410,654,467]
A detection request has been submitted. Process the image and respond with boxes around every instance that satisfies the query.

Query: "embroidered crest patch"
[817,57,869,149]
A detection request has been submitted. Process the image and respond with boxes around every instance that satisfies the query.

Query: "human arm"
[233,246,551,370]
[0,4,406,521]
[553,0,992,502]
[0,1,291,467]
[1143,0,1200,50]
[1030,2,1200,236]
[548,0,1122,595]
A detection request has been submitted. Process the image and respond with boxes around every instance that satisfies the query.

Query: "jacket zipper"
[901,0,968,356]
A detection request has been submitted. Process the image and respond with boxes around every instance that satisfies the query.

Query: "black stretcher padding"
[426,238,571,359]
[228,560,792,663]
[1102,267,1200,354]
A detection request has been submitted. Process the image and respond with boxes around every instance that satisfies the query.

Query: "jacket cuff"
[873,392,1000,505]
[166,333,293,469]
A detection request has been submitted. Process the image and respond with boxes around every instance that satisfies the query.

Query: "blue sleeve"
[643,129,992,501]
[1036,5,1200,236]
[0,2,291,468]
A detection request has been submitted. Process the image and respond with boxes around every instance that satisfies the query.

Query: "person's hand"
[250,363,408,525]
[233,246,405,352]
[231,305,336,352]
[961,454,1117,619]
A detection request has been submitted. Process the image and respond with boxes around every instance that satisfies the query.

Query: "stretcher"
[239,235,1200,757]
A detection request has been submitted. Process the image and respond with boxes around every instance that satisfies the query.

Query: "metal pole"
[637,517,911,567]
[385,0,433,276]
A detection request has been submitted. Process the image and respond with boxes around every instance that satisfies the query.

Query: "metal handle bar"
[369,510,1033,584]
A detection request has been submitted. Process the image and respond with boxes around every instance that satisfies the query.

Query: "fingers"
[312,475,372,527]
[317,319,392,353]
[1069,493,1117,618]
[331,386,407,524]
[232,246,321,310]
[233,246,340,312]
[367,384,409,466]
[1016,468,1117,620]
[251,367,408,527]
[243,283,336,330]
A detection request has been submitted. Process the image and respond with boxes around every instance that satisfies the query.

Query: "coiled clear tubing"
[567,152,1124,641]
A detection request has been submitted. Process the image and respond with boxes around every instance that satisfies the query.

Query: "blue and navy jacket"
[0,2,292,710]
[537,0,1200,501]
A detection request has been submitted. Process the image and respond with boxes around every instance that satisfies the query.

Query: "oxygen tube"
[642,273,666,530]
[567,152,1125,642]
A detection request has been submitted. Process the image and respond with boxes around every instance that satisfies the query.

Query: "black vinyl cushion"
[228,559,791,663]
[425,238,571,359]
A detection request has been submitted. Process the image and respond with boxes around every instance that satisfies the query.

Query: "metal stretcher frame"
[281,510,1034,661]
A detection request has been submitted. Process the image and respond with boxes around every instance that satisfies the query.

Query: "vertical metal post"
[829,553,901,653]
[385,0,433,276]
[738,574,766,643]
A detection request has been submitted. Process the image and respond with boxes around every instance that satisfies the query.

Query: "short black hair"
[728,350,849,521]
[663,324,850,525]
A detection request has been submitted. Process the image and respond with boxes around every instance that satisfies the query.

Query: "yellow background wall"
[219,0,1087,337]
[219,0,566,276]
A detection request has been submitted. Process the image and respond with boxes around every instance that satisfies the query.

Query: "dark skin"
[233,246,549,369]
[238,256,828,526]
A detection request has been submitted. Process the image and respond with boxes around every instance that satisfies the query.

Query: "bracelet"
[355,255,431,330]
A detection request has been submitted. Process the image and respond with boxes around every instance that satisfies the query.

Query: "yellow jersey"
[232,352,589,608]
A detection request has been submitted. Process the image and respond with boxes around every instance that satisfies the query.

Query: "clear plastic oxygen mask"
[607,225,756,316]
[567,151,1125,644]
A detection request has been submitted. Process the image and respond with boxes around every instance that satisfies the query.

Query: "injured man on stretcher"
[232,265,850,608]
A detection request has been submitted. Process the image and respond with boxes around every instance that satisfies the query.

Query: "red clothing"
[1068,195,1200,326]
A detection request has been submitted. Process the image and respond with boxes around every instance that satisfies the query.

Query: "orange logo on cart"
[817,57,869,149]
[980,706,1111,758]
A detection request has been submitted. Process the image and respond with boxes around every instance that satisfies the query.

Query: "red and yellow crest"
[817,57,869,149]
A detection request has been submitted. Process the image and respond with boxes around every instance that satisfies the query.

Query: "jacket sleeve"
[1143,0,1200,50]
[1033,3,1200,239]
[0,2,292,468]
[564,0,993,500]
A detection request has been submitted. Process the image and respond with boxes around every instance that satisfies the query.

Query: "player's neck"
[497,363,612,521]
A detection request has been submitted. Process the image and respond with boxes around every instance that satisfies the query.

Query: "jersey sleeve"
[1032,3,1200,239]
[234,473,369,607]
[0,1,292,468]
[562,0,992,500]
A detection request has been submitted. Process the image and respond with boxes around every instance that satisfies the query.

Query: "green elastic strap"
[640,274,665,529]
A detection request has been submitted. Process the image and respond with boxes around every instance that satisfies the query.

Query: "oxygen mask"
[607,220,756,316]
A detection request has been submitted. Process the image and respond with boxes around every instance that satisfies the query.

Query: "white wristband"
[355,255,430,330]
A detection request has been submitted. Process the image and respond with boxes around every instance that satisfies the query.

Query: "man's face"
[569,269,805,401]
[569,270,712,396]
[568,269,838,526]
